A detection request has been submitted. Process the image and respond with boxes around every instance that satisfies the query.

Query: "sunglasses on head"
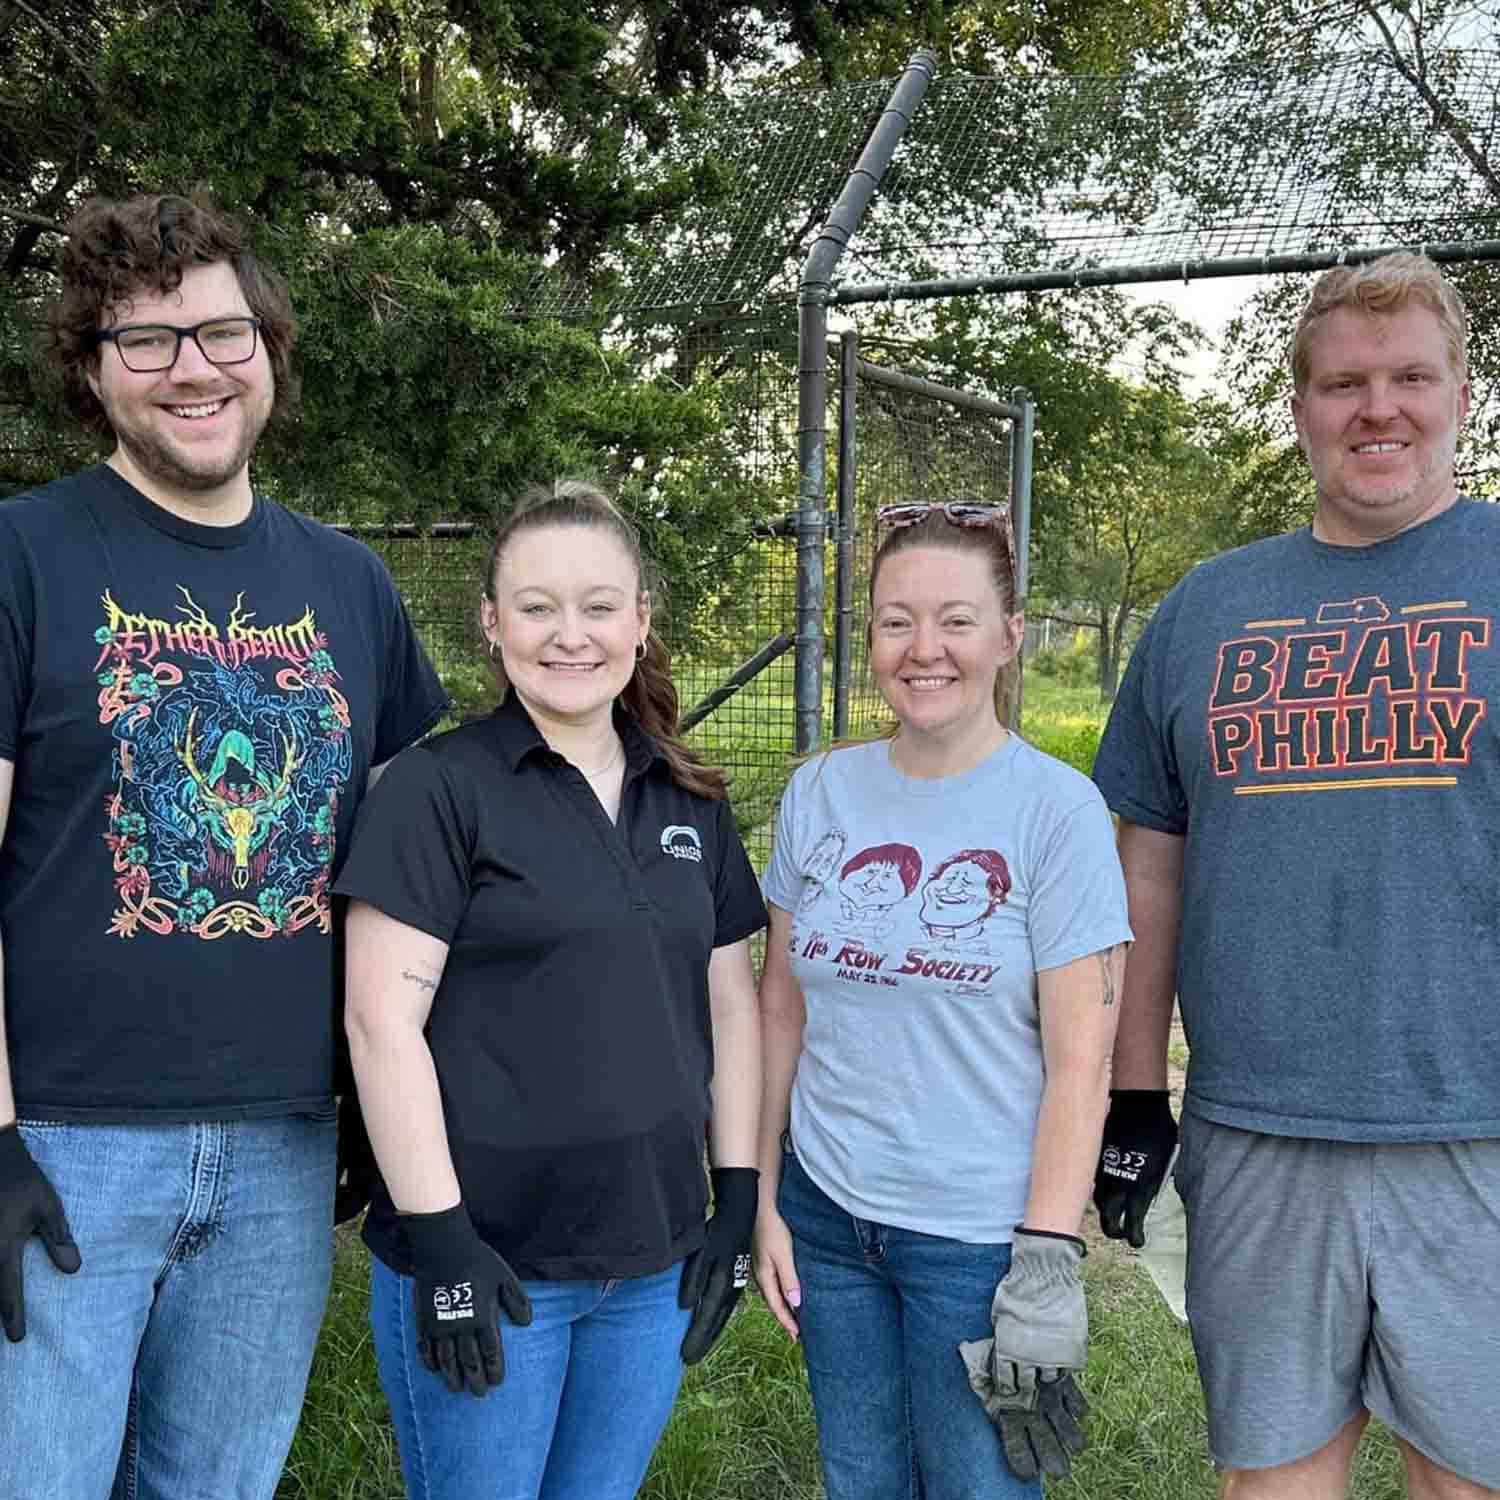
[875,502,1016,571]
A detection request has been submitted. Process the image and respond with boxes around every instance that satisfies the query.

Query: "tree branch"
[12,0,99,91]
[0,204,66,234]
[1359,0,1500,203]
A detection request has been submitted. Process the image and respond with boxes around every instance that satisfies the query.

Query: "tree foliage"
[0,0,902,505]
[1140,2,1500,487]
[850,287,1291,697]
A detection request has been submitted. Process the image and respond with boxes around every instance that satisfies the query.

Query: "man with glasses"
[1093,252,1500,1497]
[0,194,447,1496]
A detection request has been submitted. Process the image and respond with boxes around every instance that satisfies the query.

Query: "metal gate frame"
[830,329,1035,738]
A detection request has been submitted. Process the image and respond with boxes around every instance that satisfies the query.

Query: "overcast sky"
[1121,274,1270,396]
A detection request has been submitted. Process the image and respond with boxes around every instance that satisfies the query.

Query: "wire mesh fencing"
[523,50,1500,325]
[837,339,1020,744]
[644,316,806,864]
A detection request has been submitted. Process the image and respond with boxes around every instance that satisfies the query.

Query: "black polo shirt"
[334,692,767,1280]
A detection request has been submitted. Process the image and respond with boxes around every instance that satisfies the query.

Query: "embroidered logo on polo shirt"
[661,824,703,862]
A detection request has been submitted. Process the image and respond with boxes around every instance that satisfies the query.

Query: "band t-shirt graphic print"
[1093,497,1500,1143]
[0,466,448,1122]
[763,735,1130,1245]
[98,584,351,941]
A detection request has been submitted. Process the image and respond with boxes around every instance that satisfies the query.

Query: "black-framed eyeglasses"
[93,317,262,373]
[876,501,1016,573]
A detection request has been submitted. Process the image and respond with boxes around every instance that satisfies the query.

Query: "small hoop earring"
[635,639,646,661]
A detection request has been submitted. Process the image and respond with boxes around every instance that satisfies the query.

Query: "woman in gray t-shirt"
[754,502,1131,1498]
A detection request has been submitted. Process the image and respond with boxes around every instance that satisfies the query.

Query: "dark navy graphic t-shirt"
[0,466,447,1121]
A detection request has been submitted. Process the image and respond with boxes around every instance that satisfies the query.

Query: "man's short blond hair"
[1290,252,1468,392]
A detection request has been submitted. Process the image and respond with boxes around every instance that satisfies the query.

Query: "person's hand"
[400,1202,532,1397]
[1094,1089,1178,1249]
[958,1228,1089,1482]
[0,1123,82,1343]
[752,1201,800,1340]
[333,1092,379,1227]
[679,1166,758,1364]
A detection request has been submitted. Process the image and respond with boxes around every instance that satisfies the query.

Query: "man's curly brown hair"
[50,193,298,434]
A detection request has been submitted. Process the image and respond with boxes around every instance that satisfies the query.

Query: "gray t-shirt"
[1094,499,1500,1143]
[763,735,1130,1242]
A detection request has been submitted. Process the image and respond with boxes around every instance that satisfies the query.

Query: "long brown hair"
[481,480,727,800]
[50,192,298,434]
[868,505,1021,728]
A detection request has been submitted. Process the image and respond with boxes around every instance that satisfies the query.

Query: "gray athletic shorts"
[1174,1110,1500,1486]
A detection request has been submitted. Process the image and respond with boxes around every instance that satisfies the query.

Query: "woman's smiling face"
[869,545,1021,746]
[482,524,649,732]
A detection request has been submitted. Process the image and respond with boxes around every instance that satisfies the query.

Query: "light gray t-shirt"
[1093,499,1500,1142]
[763,735,1131,1242]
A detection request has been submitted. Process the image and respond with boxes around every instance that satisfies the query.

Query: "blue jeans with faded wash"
[370,1256,692,1500]
[0,1113,335,1500]
[778,1143,1043,1500]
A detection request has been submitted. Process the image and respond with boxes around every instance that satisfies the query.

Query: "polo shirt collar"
[489,689,668,778]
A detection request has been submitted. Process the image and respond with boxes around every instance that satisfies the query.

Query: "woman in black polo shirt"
[334,481,767,1500]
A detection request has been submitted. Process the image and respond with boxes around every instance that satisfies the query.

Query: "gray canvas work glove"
[958,1227,1089,1481]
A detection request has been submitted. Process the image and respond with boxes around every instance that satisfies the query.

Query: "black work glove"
[678,1166,758,1365]
[333,1092,378,1227]
[1094,1089,1178,1249]
[997,1369,1090,1481]
[0,1123,82,1342]
[401,1202,533,1397]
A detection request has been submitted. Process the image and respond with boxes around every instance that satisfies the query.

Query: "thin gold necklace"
[578,742,624,779]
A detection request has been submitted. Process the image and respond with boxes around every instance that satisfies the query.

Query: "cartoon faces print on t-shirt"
[796,828,847,913]
[835,841,921,938]
[794,833,1010,996]
[918,848,1012,949]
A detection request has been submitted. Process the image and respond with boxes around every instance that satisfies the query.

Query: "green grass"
[1022,676,1111,729]
[282,1233,1411,1499]
[277,1232,401,1500]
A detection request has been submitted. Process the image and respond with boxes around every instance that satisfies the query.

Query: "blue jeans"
[779,1147,1043,1500]
[371,1257,692,1500]
[0,1113,336,1500]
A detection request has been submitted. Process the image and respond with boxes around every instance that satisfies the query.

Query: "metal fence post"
[1010,385,1035,602]
[833,330,859,740]
[795,49,937,754]
[794,298,829,757]
[1010,385,1036,728]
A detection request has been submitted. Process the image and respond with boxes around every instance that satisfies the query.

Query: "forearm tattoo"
[1098,950,1118,1008]
[400,968,437,996]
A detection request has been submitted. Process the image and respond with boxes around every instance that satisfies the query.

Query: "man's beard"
[117,408,267,494]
